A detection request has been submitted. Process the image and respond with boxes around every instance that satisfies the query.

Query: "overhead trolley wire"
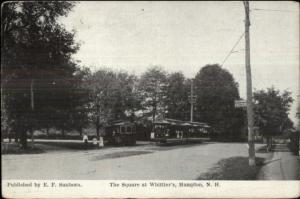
[221,31,245,67]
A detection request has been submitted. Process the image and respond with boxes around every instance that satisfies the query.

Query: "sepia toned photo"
[1,1,299,198]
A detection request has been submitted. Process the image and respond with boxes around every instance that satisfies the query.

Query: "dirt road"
[2,142,265,180]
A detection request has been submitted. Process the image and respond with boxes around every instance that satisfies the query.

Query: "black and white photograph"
[1,1,299,198]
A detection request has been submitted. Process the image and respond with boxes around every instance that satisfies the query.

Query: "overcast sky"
[60,1,299,124]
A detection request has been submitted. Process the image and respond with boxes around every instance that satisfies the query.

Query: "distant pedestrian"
[150,132,155,140]
[83,133,88,150]
[99,136,104,148]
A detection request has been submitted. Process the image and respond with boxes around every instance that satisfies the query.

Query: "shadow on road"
[1,142,45,155]
[149,141,212,151]
[90,151,153,161]
[262,158,281,165]
[2,139,213,156]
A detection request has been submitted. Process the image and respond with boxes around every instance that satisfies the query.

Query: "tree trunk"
[79,127,83,137]
[152,104,156,123]
[20,129,27,149]
[62,127,65,137]
[15,128,19,143]
[96,122,100,140]
[152,102,157,133]
[266,136,272,151]
[96,106,100,139]
[8,130,12,143]
[30,129,34,148]
[46,127,49,137]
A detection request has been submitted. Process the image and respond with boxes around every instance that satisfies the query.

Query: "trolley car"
[105,121,136,145]
[152,118,210,144]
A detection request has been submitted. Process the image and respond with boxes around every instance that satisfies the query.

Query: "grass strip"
[197,156,265,180]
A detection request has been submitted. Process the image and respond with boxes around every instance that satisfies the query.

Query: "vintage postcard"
[1,1,299,198]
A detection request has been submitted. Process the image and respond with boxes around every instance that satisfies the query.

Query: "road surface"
[2,142,265,180]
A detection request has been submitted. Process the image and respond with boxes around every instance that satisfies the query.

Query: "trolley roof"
[107,120,135,127]
[154,118,210,128]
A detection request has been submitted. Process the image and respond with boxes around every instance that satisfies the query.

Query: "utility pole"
[95,91,103,140]
[298,61,300,130]
[297,58,300,155]
[243,0,255,166]
[30,79,35,146]
[30,79,34,110]
[96,103,100,140]
[190,79,194,122]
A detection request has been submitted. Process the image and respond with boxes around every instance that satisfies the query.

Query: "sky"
[59,1,299,125]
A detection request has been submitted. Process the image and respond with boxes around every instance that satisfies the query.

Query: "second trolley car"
[105,121,136,145]
[152,118,210,144]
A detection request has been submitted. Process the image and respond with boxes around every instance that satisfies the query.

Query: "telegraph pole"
[30,79,34,110]
[297,57,300,155]
[190,79,194,122]
[96,103,100,140]
[30,79,35,146]
[243,0,255,166]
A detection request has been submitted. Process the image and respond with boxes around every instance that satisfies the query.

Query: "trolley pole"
[190,79,194,122]
[243,0,255,166]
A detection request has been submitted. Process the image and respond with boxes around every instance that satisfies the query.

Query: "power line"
[252,8,298,13]
[221,31,245,67]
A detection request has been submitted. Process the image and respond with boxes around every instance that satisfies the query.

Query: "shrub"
[288,131,299,155]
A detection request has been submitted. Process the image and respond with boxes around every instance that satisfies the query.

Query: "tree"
[297,106,300,131]
[165,72,190,121]
[88,68,138,138]
[1,98,9,141]
[253,87,294,148]
[69,67,91,136]
[2,2,80,148]
[88,68,115,138]
[138,66,167,122]
[113,71,140,121]
[194,64,243,138]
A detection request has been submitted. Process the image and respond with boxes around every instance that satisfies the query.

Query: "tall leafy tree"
[194,64,243,137]
[88,68,116,138]
[253,87,294,147]
[138,66,167,122]
[88,68,138,138]
[297,106,300,131]
[165,72,190,121]
[69,67,91,136]
[113,71,140,121]
[2,2,80,147]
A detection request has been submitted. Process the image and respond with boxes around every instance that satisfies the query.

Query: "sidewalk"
[257,143,299,180]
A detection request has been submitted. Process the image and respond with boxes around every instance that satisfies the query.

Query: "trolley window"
[121,126,126,133]
[126,126,132,133]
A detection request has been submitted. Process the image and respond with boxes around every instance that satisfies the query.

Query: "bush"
[288,130,299,155]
